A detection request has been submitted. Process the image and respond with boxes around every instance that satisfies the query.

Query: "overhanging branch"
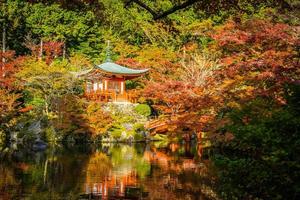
[125,0,200,20]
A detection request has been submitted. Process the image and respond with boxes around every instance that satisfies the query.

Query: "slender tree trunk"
[45,95,49,116]
[2,25,6,77]
[39,39,43,60]
[63,42,66,60]
[43,159,48,184]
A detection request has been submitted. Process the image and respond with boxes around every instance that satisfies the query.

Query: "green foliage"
[44,126,60,145]
[153,134,168,141]
[17,59,80,117]
[135,158,151,179]
[0,131,6,148]
[109,125,125,139]
[213,84,300,199]
[134,104,151,117]
[26,3,102,55]
[1,1,299,198]
[109,145,151,178]
[0,0,29,54]
[25,96,45,107]
[133,123,145,132]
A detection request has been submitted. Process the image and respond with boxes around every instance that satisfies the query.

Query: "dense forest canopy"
[0,0,300,199]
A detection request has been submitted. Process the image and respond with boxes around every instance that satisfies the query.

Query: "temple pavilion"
[82,59,148,103]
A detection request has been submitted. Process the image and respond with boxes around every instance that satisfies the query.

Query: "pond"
[0,142,218,200]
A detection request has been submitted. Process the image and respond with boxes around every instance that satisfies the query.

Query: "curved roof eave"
[96,62,149,75]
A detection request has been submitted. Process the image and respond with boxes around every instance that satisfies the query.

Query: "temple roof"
[96,62,149,75]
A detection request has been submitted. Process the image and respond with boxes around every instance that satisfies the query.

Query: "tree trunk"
[39,39,43,60]
[45,95,49,116]
[43,159,48,184]
[196,131,202,142]
[2,25,6,77]
[63,42,66,60]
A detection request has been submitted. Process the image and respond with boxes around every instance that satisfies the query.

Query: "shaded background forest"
[0,0,300,199]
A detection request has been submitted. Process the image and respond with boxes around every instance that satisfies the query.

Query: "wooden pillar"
[104,80,108,91]
[120,81,125,94]
[114,92,117,102]
[93,81,98,92]
[98,82,103,91]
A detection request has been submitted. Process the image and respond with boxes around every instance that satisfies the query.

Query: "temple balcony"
[84,89,138,104]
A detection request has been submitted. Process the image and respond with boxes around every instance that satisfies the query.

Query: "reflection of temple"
[143,149,199,172]
[84,171,138,198]
[82,144,217,200]
[84,152,140,199]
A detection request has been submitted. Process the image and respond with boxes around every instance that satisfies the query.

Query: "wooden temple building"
[82,57,148,103]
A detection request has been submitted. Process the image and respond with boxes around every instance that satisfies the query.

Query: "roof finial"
[105,40,112,62]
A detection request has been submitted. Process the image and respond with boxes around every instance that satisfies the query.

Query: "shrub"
[109,125,125,139]
[134,104,151,117]
[133,131,144,141]
[133,123,145,132]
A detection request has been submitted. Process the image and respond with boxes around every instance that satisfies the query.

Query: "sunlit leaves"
[180,52,220,87]
[85,103,113,135]
[212,18,299,105]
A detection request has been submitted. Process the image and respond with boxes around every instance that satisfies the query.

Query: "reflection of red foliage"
[17,162,30,171]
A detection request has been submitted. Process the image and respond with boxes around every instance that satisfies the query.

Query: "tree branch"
[125,0,159,18]
[125,0,201,20]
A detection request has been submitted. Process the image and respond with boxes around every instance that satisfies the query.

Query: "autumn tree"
[17,59,80,116]
[85,103,113,136]
[210,17,300,200]
[180,51,220,87]
[211,18,299,108]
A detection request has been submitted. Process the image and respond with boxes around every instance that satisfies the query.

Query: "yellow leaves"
[220,76,253,95]
[199,115,214,124]
[249,71,260,78]
[237,85,255,99]
[86,152,112,184]
[235,75,244,81]
[46,112,58,120]
[0,89,21,113]
[17,59,76,98]
[244,86,255,96]
[68,53,92,71]
[211,95,222,102]
[221,79,236,89]
[227,101,241,109]
[85,103,113,135]
[186,19,214,36]
[114,40,140,58]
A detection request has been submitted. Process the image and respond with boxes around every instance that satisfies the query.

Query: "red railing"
[84,90,138,103]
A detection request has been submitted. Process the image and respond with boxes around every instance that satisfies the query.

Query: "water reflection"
[0,142,218,200]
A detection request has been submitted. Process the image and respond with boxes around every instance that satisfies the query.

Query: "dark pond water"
[0,142,218,200]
